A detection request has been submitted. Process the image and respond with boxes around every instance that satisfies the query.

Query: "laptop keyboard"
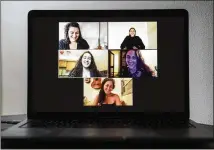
[20,119,195,128]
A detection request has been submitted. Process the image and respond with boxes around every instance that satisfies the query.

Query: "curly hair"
[125,49,153,77]
[64,22,83,44]
[98,78,115,105]
[68,51,100,77]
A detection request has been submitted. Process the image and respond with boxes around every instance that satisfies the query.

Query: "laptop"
[1,9,213,149]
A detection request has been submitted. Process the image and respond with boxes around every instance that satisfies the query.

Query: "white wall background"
[140,50,157,76]
[1,1,213,125]
[147,22,157,50]
[108,22,149,49]
[59,22,108,49]
[108,22,157,49]
[140,50,157,67]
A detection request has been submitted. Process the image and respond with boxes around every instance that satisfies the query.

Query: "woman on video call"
[122,49,156,78]
[120,27,145,50]
[68,51,102,77]
[93,78,122,106]
[59,22,89,50]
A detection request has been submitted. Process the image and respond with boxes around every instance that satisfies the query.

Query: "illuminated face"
[129,28,136,37]
[68,27,80,42]
[81,53,92,68]
[103,81,114,95]
[126,50,137,69]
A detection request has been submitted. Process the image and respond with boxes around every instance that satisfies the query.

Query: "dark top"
[68,69,103,77]
[59,39,89,50]
[99,103,116,107]
[120,36,145,50]
[121,68,153,79]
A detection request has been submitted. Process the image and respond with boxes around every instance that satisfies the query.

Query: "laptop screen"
[29,10,188,115]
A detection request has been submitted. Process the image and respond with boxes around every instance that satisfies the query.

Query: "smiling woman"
[93,78,122,106]
[59,22,90,50]
[120,27,145,50]
[121,49,156,78]
[83,78,133,106]
[68,51,103,78]
[58,50,108,78]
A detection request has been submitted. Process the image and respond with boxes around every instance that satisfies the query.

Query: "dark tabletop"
[1,114,213,149]
[1,114,27,131]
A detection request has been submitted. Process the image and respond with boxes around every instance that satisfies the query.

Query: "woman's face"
[81,53,92,68]
[103,81,114,95]
[129,29,136,37]
[126,50,137,69]
[68,26,80,42]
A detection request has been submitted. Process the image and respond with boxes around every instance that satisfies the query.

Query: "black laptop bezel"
[28,9,189,121]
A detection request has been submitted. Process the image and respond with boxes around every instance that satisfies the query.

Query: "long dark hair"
[64,22,83,44]
[129,27,136,37]
[125,49,153,76]
[98,78,115,105]
[69,51,99,77]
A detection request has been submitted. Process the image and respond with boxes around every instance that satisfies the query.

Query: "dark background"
[29,15,187,114]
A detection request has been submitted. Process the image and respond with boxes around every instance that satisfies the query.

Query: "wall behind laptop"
[1,1,213,125]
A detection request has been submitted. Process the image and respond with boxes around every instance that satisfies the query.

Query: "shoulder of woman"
[79,38,88,44]
[113,94,120,103]
[112,93,119,98]
[136,36,143,40]
[59,39,67,44]
[140,68,153,77]
[78,38,89,49]
[95,94,99,99]
[60,39,70,46]
[125,36,130,39]
[96,70,103,77]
